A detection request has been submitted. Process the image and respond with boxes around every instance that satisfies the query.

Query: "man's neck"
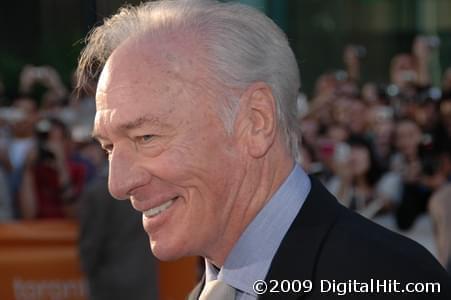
[206,147,294,266]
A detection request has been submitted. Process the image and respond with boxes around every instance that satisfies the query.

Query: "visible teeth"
[144,198,176,218]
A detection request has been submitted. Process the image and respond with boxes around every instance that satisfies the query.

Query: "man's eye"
[137,134,155,144]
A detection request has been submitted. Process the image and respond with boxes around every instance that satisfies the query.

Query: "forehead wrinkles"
[97,34,227,124]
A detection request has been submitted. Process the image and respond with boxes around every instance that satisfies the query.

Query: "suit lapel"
[260,176,341,300]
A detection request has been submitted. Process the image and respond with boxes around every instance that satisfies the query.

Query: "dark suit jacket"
[188,176,451,299]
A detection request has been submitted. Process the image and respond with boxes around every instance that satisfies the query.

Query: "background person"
[79,162,159,300]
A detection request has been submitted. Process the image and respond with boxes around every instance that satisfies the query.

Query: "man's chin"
[150,240,187,261]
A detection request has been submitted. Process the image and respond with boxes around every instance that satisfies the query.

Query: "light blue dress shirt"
[204,164,311,299]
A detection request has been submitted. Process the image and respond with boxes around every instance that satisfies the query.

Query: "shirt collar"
[204,164,311,296]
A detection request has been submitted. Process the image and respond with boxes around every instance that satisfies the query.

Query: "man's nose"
[108,146,150,200]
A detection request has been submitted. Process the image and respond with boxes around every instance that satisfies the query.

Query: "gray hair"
[77,0,301,161]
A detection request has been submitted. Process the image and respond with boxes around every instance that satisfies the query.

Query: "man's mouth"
[143,196,179,218]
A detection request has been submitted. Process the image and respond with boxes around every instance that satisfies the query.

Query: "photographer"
[390,117,450,230]
[326,135,385,217]
[18,118,86,219]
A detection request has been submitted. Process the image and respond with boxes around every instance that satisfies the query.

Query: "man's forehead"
[96,35,207,98]
[93,33,222,134]
[96,44,155,94]
[106,32,200,71]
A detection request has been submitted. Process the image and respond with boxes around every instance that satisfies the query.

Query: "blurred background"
[0,0,450,300]
[1,0,451,97]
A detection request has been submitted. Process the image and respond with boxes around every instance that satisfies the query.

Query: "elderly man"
[77,1,451,299]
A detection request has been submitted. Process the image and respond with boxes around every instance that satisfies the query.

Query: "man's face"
[93,39,244,261]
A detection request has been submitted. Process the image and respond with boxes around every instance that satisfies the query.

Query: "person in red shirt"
[19,117,85,218]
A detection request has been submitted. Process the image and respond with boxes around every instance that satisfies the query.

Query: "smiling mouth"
[143,196,179,218]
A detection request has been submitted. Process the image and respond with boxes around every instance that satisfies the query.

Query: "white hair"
[77,0,301,160]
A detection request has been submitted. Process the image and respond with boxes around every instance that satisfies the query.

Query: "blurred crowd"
[0,65,100,220]
[0,65,159,298]
[298,36,451,270]
[0,35,450,270]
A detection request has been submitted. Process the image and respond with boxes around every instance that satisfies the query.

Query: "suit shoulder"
[319,205,449,281]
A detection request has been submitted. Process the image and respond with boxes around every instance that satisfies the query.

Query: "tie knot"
[199,280,236,300]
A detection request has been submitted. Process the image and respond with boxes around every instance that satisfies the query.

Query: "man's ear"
[237,82,277,158]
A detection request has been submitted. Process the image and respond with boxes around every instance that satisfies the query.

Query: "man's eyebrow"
[118,114,165,131]
[91,114,167,141]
